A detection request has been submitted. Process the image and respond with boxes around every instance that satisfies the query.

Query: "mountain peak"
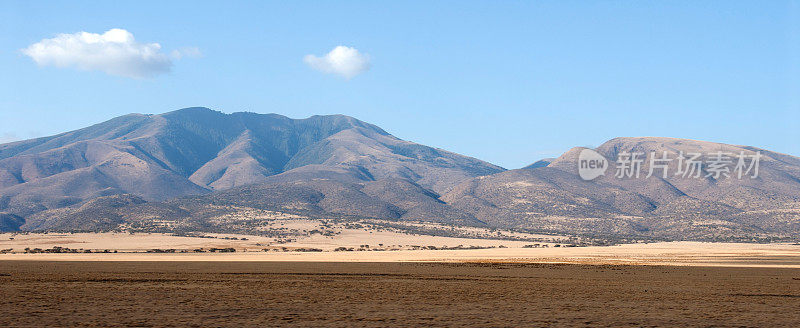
[0,107,503,229]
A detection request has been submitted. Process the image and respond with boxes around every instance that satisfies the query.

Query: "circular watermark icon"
[578,148,608,181]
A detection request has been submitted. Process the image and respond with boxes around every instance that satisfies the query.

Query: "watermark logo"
[614,150,761,180]
[578,148,608,180]
[578,150,762,181]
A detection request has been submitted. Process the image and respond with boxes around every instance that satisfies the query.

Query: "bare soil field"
[0,261,798,327]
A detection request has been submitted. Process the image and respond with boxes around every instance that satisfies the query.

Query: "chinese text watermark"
[578,149,761,181]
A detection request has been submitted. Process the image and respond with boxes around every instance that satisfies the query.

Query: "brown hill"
[0,107,503,230]
[443,137,800,240]
[3,112,798,241]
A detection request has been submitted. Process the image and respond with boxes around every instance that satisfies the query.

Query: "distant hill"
[443,137,800,240]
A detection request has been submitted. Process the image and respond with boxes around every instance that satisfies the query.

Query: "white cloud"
[304,46,370,79]
[22,28,199,78]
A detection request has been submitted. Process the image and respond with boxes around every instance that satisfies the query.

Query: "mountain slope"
[0,107,504,230]
[4,112,799,242]
[443,137,800,239]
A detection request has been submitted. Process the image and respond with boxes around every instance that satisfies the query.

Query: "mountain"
[0,107,504,230]
[443,137,800,240]
[2,110,798,241]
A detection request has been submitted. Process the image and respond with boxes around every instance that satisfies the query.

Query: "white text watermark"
[578,149,761,181]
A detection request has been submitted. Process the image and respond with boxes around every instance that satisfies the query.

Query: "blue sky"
[1,1,798,169]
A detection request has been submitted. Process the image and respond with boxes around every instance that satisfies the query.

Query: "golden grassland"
[2,232,799,267]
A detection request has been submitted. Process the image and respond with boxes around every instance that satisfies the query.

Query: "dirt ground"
[1,261,798,327]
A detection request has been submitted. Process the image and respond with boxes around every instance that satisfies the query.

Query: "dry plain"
[2,232,800,327]
[2,232,800,267]
[1,261,799,327]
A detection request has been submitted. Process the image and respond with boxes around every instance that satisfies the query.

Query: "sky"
[1,1,798,169]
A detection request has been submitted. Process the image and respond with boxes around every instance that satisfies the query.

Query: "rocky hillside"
[2,110,798,241]
[0,107,503,230]
[443,137,800,240]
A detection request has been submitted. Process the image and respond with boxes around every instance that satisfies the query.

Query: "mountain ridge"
[0,107,504,230]
[1,109,798,241]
